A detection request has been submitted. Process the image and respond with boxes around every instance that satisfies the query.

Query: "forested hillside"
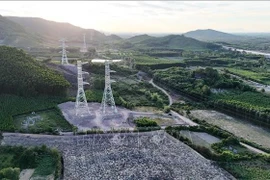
[0,15,41,47]
[0,46,70,96]
[184,29,244,42]
[133,35,221,51]
[6,16,122,47]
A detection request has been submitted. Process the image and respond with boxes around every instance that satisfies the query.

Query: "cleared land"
[1,131,235,180]
[190,110,270,149]
[180,130,221,149]
[58,102,188,131]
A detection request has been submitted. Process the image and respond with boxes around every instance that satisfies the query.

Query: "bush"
[18,148,39,169]
[163,106,170,113]
[134,117,158,127]
[0,167,20,180]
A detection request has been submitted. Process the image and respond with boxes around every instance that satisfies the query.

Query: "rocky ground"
[1,131,235,180]
[58,102,188,131]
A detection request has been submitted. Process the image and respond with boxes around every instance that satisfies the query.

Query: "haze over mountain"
[126,34,155,44]
[183,29,246,42]
[0,15,122,47]
[1,15,222,51]
[0,15,42,47]
[124,34,220,51]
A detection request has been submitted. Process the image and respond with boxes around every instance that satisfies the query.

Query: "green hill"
[184,29,244,42]
[0,15,41,47]
[134,34,220,50]
[0,46,70,96]
[126,34,155,44]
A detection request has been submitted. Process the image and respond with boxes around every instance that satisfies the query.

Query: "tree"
[164,106,171,113]
[202,85,211,95]
[0,167,20,180]
[86,48,97,58]
[72,126,78,135]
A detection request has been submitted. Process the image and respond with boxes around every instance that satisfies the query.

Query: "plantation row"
[225,68,270,85]
[153,67,270,126]
[210,91,270,127]
[153,67,254,96]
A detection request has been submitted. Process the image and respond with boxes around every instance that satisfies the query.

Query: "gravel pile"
[1,131,235,180]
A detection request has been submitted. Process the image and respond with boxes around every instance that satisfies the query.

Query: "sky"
[1,1,270,34]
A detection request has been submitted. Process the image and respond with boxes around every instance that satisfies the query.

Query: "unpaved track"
[149,80,269,154]
[149,79,173,106]
[149,79,198,126]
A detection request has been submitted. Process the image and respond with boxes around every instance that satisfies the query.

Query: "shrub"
[18,148,39,169]
[0,167,20,180]
[134,117,158,127]
[163,106,170,113]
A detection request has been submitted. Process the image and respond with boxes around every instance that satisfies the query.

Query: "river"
[222,45,270,58]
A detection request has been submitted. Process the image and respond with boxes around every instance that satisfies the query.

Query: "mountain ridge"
[183,29,244,42]
[2,15,122,47]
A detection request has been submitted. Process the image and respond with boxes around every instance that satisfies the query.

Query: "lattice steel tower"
[75,60,90,116]
[80,34,88,53]
[59,38,69,65]
[101,60,118,116]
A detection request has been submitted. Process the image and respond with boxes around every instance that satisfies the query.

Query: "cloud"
[107,2,138,9]
[0,9,16,15]
[137,1,184,12]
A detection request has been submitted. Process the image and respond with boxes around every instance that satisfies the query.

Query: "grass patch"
[0,94,69,131]
[13,108,72,133]
[151,117,176,126]
[134,55,182,65]
[220,160,270,180]
[87,74,169,109]
[32,155,56,177]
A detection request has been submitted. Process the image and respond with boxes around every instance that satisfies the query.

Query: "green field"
[0,94,70,132]
[13,108,72,133]
[211,91,270,111]
[134,55,183,65]
[227,68,270,85]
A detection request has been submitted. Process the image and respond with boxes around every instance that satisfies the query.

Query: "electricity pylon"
[75,60,90,116]
[59,38,69,65]
[101,60,118,117]
[80,34,88,53]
